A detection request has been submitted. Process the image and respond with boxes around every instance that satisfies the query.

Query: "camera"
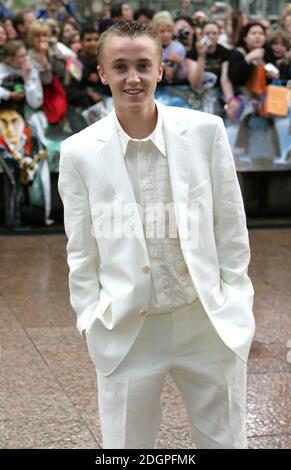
[48,37,58,48]
[201,36,212,47]
[178,27,190,41]
[177,27,190,46]
[51,26,58,36]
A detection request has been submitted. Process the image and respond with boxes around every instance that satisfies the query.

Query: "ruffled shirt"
[114,107,197,314]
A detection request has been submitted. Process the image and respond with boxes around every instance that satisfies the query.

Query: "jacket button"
[139,309,147,316]
[142,265,150,273]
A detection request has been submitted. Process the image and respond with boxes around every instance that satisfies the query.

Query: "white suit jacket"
[58,102,255,376]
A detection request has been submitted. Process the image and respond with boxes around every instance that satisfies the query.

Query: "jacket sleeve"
[211,118,254,309]
[24,67,43,109]
[58,142,101,335]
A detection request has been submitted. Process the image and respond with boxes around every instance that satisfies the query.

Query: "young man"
[58,21,255,449]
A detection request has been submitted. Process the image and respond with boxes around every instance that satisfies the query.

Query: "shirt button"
[139,309,147,316]
[142,265,150,273]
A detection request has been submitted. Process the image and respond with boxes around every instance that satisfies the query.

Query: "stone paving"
[0,230,290,449]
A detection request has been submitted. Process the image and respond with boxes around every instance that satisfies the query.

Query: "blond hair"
[151,11,174,32]
[27,19,50,46]
[96,19,162,64]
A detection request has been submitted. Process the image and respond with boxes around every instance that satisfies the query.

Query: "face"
[0,109,25,147]
[97,35,163,116]
[63,23,77,41]
[121,3,133,20]
[24,11,36,28]
[271,39,287,57]
[81,32,98,56]
[32,30,49,50]
[10,47,29,68]
[174,19,193,45]
[0,26,7,46]
[156,24,173,47]
[137,14,151,26]
[193,11,207,25]
[46,0,60,12]
[202,23,219,47]
[244,25,266,50]
[70,35,81,53]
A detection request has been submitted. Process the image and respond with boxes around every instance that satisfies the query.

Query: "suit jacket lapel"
[160,103,192,236]
[96,113,148,253]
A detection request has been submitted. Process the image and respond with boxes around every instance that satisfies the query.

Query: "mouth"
[124,89,143,95]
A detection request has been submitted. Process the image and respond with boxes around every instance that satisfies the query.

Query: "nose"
[6,123,14,135]
[126,67,141,84]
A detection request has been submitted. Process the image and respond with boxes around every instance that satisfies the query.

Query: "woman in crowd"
[27,19,67,85]
[151,12,196,85]
[173,15,195,52]
[186,21,234,103]
[0,40,43,113]
[151,12,188,83]
[227,22,281,158]
[265,29,291,86]
[228,22,269,89]
[60,17,80,46]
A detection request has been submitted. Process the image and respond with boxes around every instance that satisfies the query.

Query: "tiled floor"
[0,231,290,449]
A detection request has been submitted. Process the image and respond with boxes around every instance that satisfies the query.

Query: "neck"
[115,101,158,139]
[208,44,217,54]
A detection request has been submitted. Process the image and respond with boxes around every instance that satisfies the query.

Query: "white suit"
[59,102,255,375]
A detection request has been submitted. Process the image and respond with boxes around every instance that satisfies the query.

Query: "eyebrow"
[112,58,153,64]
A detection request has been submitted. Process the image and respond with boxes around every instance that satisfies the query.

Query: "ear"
[157,62,164,83]
[97,65,109,85]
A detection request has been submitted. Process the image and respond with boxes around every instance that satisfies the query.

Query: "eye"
[138,63,150,71]
[115,64,126,71]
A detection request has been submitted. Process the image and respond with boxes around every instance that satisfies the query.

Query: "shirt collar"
[114,104,166,158]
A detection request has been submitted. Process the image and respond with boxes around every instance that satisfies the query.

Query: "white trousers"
[96,299,248,449]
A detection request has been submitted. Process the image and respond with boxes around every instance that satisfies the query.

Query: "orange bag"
[260,85,289,117]
[246,63,266,94]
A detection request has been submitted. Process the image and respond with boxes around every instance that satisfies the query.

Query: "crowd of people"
[0,0,291,227]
